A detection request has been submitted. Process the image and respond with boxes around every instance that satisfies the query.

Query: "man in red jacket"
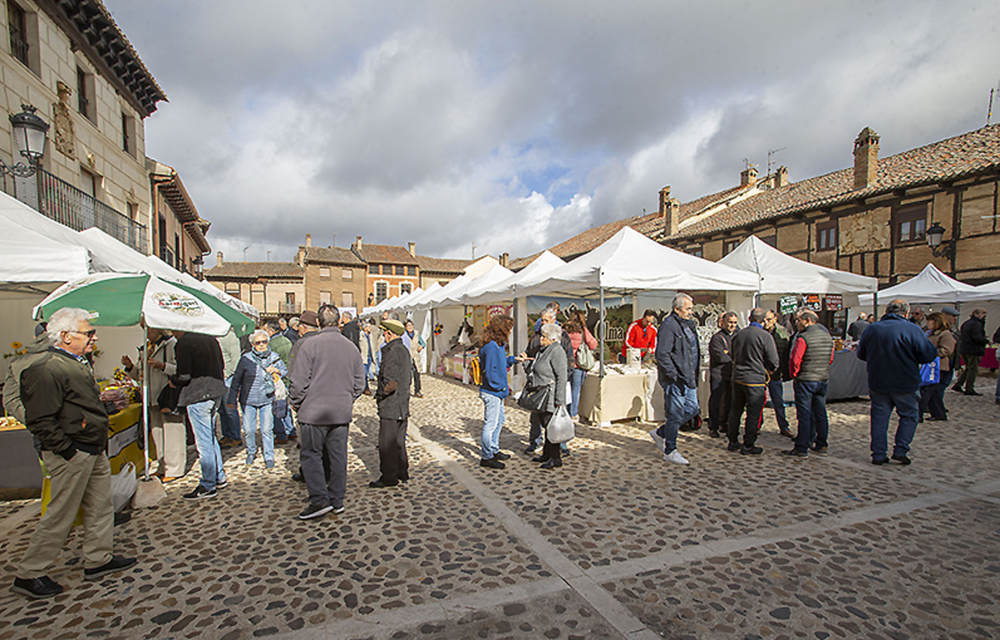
[621,309,658,361]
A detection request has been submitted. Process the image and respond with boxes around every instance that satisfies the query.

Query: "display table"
[578,371,648,425]
[981,347,998,370]
[0,418,43,489]
[827,350,868,400]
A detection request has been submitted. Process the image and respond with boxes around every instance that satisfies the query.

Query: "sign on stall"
[804,294,822,311]
[824,294,843,311]
[779,295,799,315]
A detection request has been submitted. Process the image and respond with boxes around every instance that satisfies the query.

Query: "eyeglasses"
[71,329,97,338]
[252,340,268,345]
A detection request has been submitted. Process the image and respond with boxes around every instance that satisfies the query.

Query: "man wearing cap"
[370,319,411,488]
[289,305,365,520]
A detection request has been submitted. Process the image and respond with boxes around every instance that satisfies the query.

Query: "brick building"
[351,236,420,306]
[295,234,367,310]
[204,254,303,318]
[416,255,474,290]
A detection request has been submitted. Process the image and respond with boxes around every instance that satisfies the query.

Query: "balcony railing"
[1,168,148,255]
[278,302,302,315]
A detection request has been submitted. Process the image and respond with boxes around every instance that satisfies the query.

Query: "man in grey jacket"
[289,305,365,520]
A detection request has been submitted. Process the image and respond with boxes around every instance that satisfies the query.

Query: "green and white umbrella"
[33,272,254,336]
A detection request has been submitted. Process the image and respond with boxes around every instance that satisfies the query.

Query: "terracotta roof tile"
[302,246,366,266]
[205,262,303,280]
[415,255,473,274]
[353,243,420,265]
[670,124,1000,240]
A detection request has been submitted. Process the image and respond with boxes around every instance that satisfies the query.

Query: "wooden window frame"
[723,238,741,256]
[816,221,837,252]
[394,265,405,276]
[407,265,416,276]
[342,268,352,281]
[319,267,331,279]
[368,264,379,275]
[374,281,388,302]
[896,202,929,244]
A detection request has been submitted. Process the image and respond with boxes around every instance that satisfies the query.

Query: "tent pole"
[599,280,605,379]
[140,318,150,481]
[873,291,878,319]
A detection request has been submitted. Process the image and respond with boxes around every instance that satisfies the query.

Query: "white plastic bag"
[546,406,575,444]
[273,374,288,400]
[111,462,138,512]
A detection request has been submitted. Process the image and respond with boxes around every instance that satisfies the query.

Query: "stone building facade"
[148,158,210,277]
[204,254,304,319]
[351,236,420,306]
[1,0,166,253]
[295,234,367,311]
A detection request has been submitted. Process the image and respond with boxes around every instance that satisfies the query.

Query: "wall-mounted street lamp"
[926,221,956,261]
[1,104,49,177]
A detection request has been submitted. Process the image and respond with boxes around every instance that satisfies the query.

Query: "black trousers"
[728,383,766,447]
[411,361,422,395]
[536,411,562,461]
[378,417,409,483]
[708,377,732,432]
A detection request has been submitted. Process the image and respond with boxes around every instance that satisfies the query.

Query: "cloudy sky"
[107,1,1000,263]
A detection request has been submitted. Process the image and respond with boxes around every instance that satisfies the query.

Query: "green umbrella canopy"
[34,273,255,337]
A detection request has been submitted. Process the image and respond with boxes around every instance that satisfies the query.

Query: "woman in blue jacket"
[228,330,287,469]
[479,315,521,469]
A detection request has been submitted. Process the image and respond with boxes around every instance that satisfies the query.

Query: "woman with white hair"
[227,329,286,469]
[526,323,569,469]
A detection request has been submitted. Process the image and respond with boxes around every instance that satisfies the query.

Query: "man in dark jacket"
[728,308,780,455]
[847,312,870,341]
[653,293,700,465]
[782,309,834,458]
[858,299,938,465]
[341,312,361,351]
[763,310,793,438]
[370,319,411,488]
[951,308,988,396]
[174,330,229,500]
[12,308,135,599]
[289,305,365,520]
[707,312,738,439]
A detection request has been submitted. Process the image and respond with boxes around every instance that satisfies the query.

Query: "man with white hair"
[12,308,136,599]
[652,293,700,465]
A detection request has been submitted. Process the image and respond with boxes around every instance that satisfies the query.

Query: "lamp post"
[1,104,49,177]
[927,221,957,275]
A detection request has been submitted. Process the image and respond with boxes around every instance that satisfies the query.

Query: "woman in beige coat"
[922,312,956,422]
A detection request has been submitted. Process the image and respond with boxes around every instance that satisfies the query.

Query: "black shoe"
[531,456,548,463]
[891,454,912,465]
[781,448,808,458]
[964,391,983,396]
[413,392,424,398]
[84,556,137,581]
[740,445,763,455]
[183,485,216,500]
[291,472,305,483]
[872,457,889,465]
[299,503,333,520]
[810,446,828,455]
[561,448,572,457]
[11,576,63,599]
[114,512,131,526]
[779,430,795,439]
[727,442,741,452]
[540,458,563,469]
[397,474,410,483]
[369,478,399,489]
[926,416,948,422]
[678,423,701,432]
[951,385,962,392]
[493,451,511,461]
[480,457,505,469]
[708,429,720,439]
[523,446,537,455]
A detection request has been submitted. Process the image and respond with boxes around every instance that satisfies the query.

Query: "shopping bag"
[546,406,575,444]
[111,461,138,512]
[919,357,940,387]
[273,374,288,400]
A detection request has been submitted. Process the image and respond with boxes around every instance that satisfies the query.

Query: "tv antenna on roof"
[988,81,1000,125]
[767,147,786,176]
[471,243,477,259]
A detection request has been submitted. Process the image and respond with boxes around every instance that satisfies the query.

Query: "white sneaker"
[649,429,664,451]
[663,450,689,465]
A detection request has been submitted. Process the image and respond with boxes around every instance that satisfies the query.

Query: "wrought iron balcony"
[278,302,302,315]
[1,167,148,254]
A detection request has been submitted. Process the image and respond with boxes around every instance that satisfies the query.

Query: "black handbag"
[157,382,182,413]
[272,398,288,419]
[517,382,552,412]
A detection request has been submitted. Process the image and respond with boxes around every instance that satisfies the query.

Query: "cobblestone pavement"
[0,375,998,639]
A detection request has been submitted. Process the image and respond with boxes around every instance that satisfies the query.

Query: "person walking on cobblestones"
[952,308,988,396]
[289,305,365,519]
[525,323,568,469]
[175,330,229,500]
[728,308,779,456]
[781,309,833,458]
[478,315,520,469]
[707,312,738,439]
[370,319,411,488]
[858,299,938,465]
[652,293,700,465]
[12,308,136,599]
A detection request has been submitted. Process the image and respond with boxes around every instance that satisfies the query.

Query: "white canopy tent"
[397,282,442,312]
[719,235,878,298]
[411,275,471,312]
[446,264,514,306]
[0,219,91,284]
[459,251,566,307]
[859,263,977,306]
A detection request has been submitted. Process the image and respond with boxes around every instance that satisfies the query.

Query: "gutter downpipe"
[599,273,605,379]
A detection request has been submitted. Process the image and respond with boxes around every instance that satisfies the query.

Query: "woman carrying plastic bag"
[522,323,571,469]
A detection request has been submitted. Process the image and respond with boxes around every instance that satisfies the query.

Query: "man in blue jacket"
[653,293,699,465]
[858,299,938,465]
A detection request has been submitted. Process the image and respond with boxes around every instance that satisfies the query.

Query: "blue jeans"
[480,391,504,459]
[869,389,920,460]
[187,399,226,490]
[766,379,790,431]
[219,376,242,441]
[793,380,829,452]
[656,381,699,454]
[569,369,585,417]
[273,408,295,439]
[242,403,275,465]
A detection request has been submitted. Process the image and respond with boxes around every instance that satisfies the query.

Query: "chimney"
[658,186,671,217]
[305,233,312,247]
[216,251,223,267]
[853,127,880,189]
[407,242,416,257]
[740,166,758,187]
[662,198,681,237]
[500,252,509,267]
[355,235,363,251]
[774,166,788,188]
